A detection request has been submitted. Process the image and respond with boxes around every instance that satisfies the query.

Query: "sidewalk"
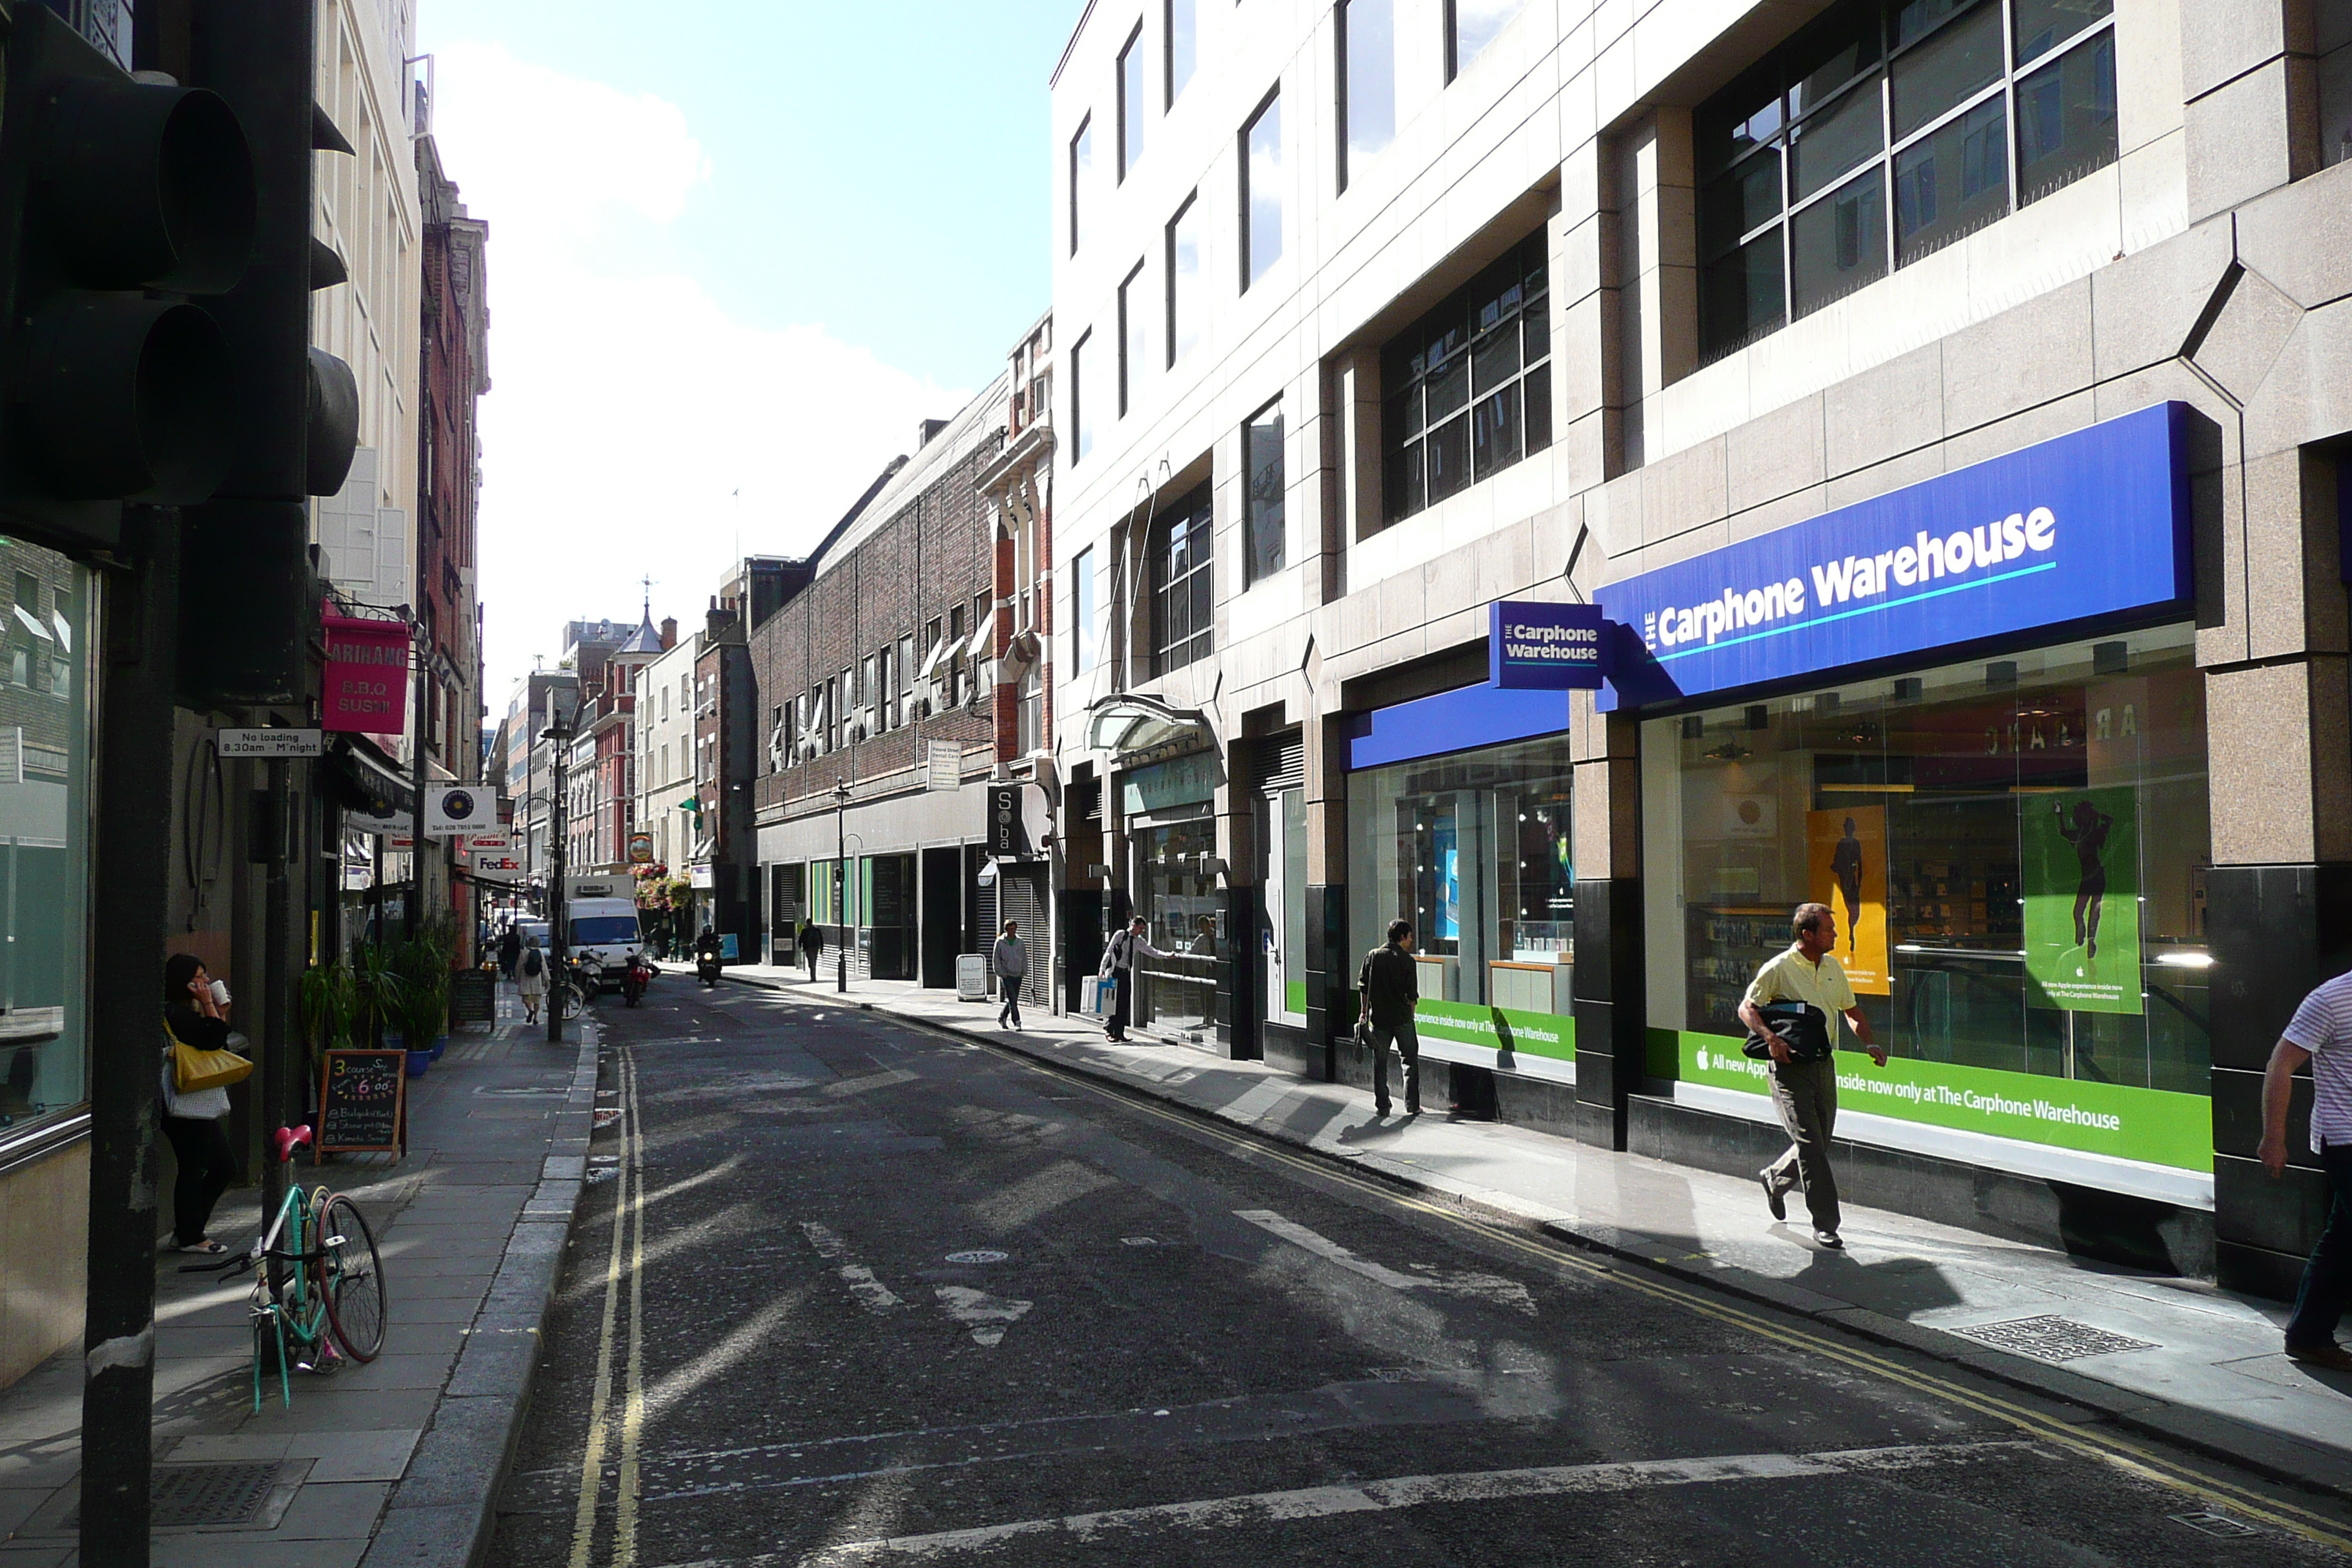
[0,986,597,1567]
[723,961,2352,1498]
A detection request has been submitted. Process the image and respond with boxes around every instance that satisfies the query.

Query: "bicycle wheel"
[559,981,586,1021]
[313,1194,388,1362]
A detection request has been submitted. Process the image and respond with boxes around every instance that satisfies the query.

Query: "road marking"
[650,1441,2035,1565]
[800,1223,905,1312]
[949,1035,2352,1553]
[1236,1209,1535,1314]
[618,1054,648,1567]
[643,1298,798,1423]
[933,1285,1032,1346]
[567,1049,637,1568]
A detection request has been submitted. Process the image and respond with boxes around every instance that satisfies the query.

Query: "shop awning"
[1087,693,1213,758]
[326,735,417,818]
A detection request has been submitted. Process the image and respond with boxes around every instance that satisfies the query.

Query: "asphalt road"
[491,979,2352,1567]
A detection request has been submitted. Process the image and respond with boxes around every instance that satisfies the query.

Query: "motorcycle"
[696,951,721,989]
[621,954,652,1008]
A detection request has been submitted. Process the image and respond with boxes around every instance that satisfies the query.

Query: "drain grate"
[61,1463,284,1531]
[1950,1315,2157,1362]
[2171,1511,2261,1539]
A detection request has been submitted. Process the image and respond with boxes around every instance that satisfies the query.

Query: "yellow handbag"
[165,1017,253,1093]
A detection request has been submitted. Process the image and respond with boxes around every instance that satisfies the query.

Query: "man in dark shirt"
[1357,919,1422,1117]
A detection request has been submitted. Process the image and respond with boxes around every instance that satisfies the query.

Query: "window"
[1152,483,1213,674]
[1165,194,1202,366]
[1071,546,1099,674]
[1447,0,1525,80]
[948,606,967,708]
[1166,0,1196,106]
[1068,117,1093,255]
[1240,89,1282,290]
[1071,330,1094,462]
[1696,0,2116,361]
[2323,0,2352,167]
[1380,230,1550,525]
[1337,0,1395,192]
[1244,398,1285,585]
[1119,262,1147,415]
[897,634,913,727]
[1118,23,1146,181]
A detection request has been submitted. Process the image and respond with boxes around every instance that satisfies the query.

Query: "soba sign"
[323,614,409,735]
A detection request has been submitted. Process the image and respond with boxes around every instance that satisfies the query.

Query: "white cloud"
[428,42,965,704]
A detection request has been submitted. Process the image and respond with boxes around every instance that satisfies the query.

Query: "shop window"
[0,539,91,1137]
[1136,815,1218,1037]
[1259,784,1309,1025]
[1641,623,2210,1105]
[1347,735,1576,1025]
[1696,0,2115,362]
[1338,0,1396,193]
[1243,397,1285,586]
[1152,482,1214,674]
[1379,230,1551,527]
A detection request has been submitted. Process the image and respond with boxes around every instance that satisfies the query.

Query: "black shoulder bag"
[1742,999,1832,1062]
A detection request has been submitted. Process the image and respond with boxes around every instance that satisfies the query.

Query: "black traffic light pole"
[81,505,181,1564]
[548,707,571,1044]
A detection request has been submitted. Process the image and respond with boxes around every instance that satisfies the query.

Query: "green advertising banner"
[1415,999,1574,1064]
[1677,1033,2209,1172]
[2022,785,2141,1015]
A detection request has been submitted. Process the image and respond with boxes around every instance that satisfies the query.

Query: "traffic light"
[177,0,363,709]
[0,4,256,551]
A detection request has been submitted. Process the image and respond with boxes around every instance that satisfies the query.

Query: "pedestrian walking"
[799,919,823,983]
[2260,967,2352,1370]
[498,924,521,981]
[159,954,243,1255]
[993,919,1029,1029]
[1739,901,1888,1250]
[518,935,548,1024]
[1098,916,1169,1043]
[1356,918,1423,1117]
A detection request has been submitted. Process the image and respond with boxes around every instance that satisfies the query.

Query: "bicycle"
[182,1126,388,1410]
[559,955,599,1021]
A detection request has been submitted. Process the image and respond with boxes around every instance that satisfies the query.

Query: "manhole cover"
[1950,1315,2157,1362]
[945,1250,1009,1264]
[1120,1236,1159,1247]
[2171,1511,2261,1539]
[63,1463,284,1529]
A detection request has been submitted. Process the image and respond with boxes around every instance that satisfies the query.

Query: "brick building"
[751,389,1014,987]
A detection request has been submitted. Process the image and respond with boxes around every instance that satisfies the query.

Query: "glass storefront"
[1347,735,1575,1068]
[1135,815,1218,1038]
[1257,787,1307,1025]
[0,538,91,1133]
[1643,623,2212,1180]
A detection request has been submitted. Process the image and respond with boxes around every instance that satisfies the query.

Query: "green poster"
[2022,785,2141,1016]
[1414,999,1574,1063]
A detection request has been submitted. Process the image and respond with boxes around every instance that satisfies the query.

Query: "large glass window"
[1259,785,1308,1025]
[0,539,90,1134]
[1118,23,1146,181]
[1241,89,1283,290]
[1166,0,1196,107]
[1380,230,1550,526]
[1338,0,1396,192]
[1697,0,2116,361]
[1136,816,1218,1039]
[1447,0,1526,80]
[1166,193,1202,366]
[1152,483,1213,674]
[1244,397,1284,586]
[1642,624,2209,1096]
[1068,117,1092,256]
[1347,735,1575,1019]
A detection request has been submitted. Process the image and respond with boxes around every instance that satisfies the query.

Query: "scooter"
[696,953,721,990]
[621,954,652,1008]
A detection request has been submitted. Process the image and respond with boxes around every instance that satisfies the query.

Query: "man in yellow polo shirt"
[1738,902,1889,1249]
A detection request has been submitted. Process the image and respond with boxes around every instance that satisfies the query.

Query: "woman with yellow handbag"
[161,954,251,1256]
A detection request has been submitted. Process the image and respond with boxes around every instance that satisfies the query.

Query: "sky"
[415,0,1077,708]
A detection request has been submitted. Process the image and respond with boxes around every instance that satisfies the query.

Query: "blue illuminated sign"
[1598,402,2193,710]
[1490,600,1608,689]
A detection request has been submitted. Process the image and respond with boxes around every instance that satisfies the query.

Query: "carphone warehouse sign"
[1489,600,1607,689]
[1598,403,2192,709]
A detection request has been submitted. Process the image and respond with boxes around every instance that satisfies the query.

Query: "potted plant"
[350,941,405,1058]
[298,960,355,1055]
[391,937,450,1074]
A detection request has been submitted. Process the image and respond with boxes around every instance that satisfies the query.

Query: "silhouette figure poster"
[1807,806,1888,995]
[2023,786,2141,1015]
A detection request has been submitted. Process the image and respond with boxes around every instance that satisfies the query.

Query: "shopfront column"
[1303,709,1351,1082]
[1569,693,1643,1149]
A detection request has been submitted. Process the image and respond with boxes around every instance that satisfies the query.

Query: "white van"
[565,897,642,983]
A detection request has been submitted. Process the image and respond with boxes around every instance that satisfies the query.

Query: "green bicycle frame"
[250,1186,333,1411]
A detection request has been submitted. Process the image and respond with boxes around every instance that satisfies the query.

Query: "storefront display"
[1136,815,1218,1037]
[1347,735,1574,1079]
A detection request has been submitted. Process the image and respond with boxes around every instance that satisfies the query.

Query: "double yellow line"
[570,1050,648,1568]
[980,1039,2352,1554]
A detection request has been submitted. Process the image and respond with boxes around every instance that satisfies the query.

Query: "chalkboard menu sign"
[449,970,496,1026]
[318,1049,406,1156]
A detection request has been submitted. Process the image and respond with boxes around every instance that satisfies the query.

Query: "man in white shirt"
[1098,916,1169,1044]
[2261,968,2352,1371]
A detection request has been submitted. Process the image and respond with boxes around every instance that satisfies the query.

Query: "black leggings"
[161,1115,238,1246]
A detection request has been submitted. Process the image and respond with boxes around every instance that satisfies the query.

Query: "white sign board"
[423,783,491,838]
[927,740,960,791]
[956,952,988,1001]
[464,831,511,854]
[218,728,324,758]
[473,854,521,874]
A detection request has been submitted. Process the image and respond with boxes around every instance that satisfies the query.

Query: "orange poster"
[1807,806,1889,995]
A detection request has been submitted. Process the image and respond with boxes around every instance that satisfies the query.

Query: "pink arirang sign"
[322,614,410,734]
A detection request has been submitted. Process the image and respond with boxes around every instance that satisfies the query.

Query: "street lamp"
[543,686,584,1044]
[834,778,851,993]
